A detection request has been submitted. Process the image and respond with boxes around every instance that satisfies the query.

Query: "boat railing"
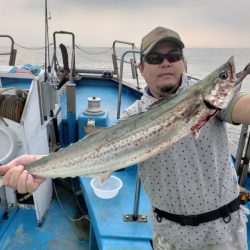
[116,49,140,119]
[0,35,17,66]
[112,40,135,75]
[112,40,140,85]
[52,31,76,81]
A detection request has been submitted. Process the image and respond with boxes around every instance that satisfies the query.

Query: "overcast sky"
[1,0,250,48]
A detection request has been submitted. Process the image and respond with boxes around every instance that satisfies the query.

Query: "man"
[121,27,250,250]
[1,27,250,249]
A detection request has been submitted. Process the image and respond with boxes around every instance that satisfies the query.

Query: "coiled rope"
[0,88,28,123]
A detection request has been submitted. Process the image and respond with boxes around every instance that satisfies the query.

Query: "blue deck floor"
[0,184,89,250]
[80,166,153,250]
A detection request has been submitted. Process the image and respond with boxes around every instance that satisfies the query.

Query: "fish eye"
[219,72,228,80]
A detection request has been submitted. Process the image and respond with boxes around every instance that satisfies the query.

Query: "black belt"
[153,196,240,226]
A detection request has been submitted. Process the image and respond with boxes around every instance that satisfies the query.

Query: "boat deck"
[80,166,153,250]
[1,71,250,249]
[0,182,89,250]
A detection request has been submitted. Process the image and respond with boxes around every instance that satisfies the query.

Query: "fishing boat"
[1,31,250,250]
[0,32,154,249]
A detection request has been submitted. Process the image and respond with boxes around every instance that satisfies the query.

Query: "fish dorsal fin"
[147,99,166,109]
[121,98,175,121]
[97,172,112,184]
[147,95,176,110]
[119,110,147,121]
[86,172,112,184]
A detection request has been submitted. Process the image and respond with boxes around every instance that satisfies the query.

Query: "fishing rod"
[234,63,250,186]
[44,0,51,81]
[235,124,250,186]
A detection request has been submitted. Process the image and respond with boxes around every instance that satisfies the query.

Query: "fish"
[1,56,250,182]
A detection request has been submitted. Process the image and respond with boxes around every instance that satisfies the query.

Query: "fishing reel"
[239,186,250,205]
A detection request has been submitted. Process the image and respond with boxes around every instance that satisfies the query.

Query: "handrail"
[123,166,147,223]
[117,50,140,119]
[112,40,136,79]
[0,35,17,65]
[52,31,76,80]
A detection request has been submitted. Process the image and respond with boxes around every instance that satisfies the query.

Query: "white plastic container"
[90,175,123,199]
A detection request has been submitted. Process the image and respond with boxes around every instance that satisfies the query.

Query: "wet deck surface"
[0,180,90,250]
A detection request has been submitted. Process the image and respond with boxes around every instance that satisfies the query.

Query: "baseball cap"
[141,27,185,56]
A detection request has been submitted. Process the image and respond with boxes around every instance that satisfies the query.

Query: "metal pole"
[238,131,250,186]
[123,166,147,222]
[117,50,140,119]
[132,171,141,220]
[235,124,248,174]
[112,40,136,80]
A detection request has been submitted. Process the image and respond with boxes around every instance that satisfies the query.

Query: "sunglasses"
[143,50,183,64]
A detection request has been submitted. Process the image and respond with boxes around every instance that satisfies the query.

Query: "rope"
[0,87,28,96]
[13,42,112,55]
[12,41,115,57]
[53,181,90,222]
[0,95,25,123]
[14,42,53,51]
[0,95,5,104]
[75,44,112,55]
[0,88,28,123]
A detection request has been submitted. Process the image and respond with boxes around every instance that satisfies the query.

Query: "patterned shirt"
[121,74,248,249]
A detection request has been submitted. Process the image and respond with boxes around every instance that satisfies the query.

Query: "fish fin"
[147,97,175,110]
[97,172,112,184]
[83,126,104,135]
[120,101,169,120]
[86,172,112,183]
[87,172,112,186]
[148,99,166,109]
[118,111,147,122]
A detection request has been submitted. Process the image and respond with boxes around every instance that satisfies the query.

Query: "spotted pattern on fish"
[8,56,249,181]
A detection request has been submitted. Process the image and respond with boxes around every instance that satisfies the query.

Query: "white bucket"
[90,175,123,199]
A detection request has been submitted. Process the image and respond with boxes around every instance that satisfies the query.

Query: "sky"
[1,0,250,48]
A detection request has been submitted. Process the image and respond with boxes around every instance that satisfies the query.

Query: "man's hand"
[0,155,46,193]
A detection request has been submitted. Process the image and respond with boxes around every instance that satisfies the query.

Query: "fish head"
[202,56,238,110]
